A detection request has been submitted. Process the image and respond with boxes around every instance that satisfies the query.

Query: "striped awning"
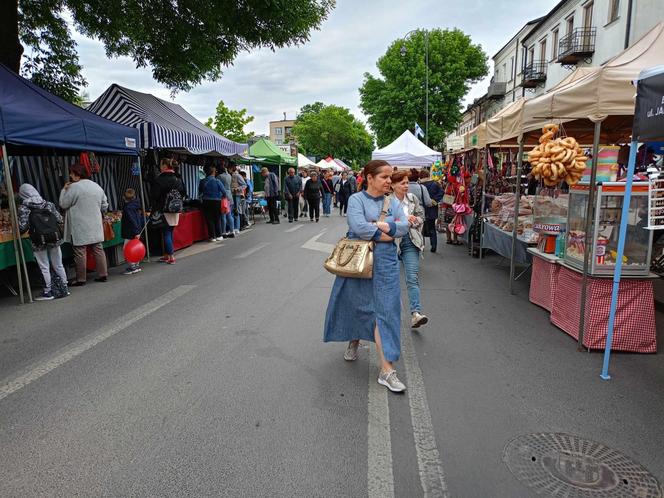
[88,84,246,156]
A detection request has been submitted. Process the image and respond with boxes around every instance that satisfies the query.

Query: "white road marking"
[233,242,270,259]
[367,348,395,498]
[301,230,335,254]
[401,325,449,497]
[285,224,304,233]
[0,285,196,403]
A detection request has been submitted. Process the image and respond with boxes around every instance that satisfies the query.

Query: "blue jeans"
[163,225,174,256]
[233,195,242,230]
[322,192,332,215]
[400,235,421,313]
[222,207,234,234]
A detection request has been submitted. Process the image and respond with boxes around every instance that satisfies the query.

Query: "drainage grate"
[503,433,662,497]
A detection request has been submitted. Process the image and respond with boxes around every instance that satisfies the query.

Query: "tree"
[2,0,335,102]
[205,100,255,143]
[292,103,374,164]
[359,28,488,149]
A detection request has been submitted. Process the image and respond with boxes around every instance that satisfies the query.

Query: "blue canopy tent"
[602,65,664,379]
[0,64,140,303]
[88,84,247,198]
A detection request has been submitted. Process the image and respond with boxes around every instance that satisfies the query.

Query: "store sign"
[125,137,137,148]
[633,70,664,142]
[446,136,464,151]
[533,222,563,234]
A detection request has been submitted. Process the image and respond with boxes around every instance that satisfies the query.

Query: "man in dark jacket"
[199,165,227,242]
[284,168,303,222]
[261,167,281,224]
[420,170,444,253]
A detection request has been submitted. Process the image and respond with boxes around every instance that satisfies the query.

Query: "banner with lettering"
[633,69,664,142]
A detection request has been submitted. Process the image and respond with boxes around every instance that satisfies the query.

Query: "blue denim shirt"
[347,191,410,241]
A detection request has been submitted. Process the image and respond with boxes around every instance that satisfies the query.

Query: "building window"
[566,15,574,35]
[502,63,507,81]
[285,127,292,135]
[552,29,559,60]
[539,38,547,62]
[583,1,594,28]
[509,56,514,80]
[528,46,535,64]
[275,127,283,135]
[275,139,283,145]
[608,0,619,23]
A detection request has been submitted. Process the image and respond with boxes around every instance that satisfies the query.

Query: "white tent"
[297,153,317,169]
[317,158,342,171]
[372,130,442,168]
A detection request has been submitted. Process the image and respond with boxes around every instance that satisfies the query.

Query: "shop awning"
[297,153,317,168]
[464,122,487,150]
[0,65,139,155]
[248,138,296,166]
[88,84,245,156]
[372,130,442,167]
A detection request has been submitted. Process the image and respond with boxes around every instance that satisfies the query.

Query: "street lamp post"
[400,29,429,145]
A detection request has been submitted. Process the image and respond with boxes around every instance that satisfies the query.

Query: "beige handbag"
[324,196,390,279]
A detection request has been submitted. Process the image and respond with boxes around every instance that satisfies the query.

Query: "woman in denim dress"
[324,160,411,392]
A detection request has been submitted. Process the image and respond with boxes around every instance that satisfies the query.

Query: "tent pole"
[479,146,489,261]
[509,138,525,294]
[137,155,150,262]
[578,120,603,351]
[2,144,32,303]
[600,139,637,380]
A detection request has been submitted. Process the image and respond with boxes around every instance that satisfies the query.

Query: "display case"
[565,182,652,276]
[533,192,568,253]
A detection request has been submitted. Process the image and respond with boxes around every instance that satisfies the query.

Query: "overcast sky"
[75,0,559,136]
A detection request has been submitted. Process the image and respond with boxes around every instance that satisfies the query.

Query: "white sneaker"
[217,235,223,241]
[411,312,429,329]
[378,369,406,393]
[210,238,217,242]
[343,341,360,361]
[234,229,240,234]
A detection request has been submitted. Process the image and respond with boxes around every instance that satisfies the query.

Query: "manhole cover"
[503,433,662,497]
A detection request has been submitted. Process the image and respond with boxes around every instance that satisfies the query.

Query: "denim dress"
[324,191,410,362]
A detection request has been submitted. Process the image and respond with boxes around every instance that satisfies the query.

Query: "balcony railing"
[487,81,507,99]
[521,61,547,88]
[557,27,596,65]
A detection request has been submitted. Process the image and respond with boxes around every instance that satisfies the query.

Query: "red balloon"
[124,239,146,264]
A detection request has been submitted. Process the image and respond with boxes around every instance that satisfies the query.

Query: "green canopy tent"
[246,138,296,192]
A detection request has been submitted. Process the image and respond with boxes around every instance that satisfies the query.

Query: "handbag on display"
[324,196,390,279]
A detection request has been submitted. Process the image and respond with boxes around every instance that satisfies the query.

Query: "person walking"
[324,160,411,393]
[321,170,334,217]
[303,170,323,222]
[391,170,428,328]
[419,170,443,253]
[199,165,227,242]
[151,158,185,264]
[240,170,253,227]
[284,167,302,223]
[331,171,341,208]
[299,169,310,217]
[121,188,145,274]
[59,162,109,285]
[261,167,280,224]
[18,184,69,299]
[336,171,354,216]
[217,166,235,237]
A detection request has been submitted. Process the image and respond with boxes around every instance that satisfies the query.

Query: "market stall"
[372,130,442,168]
[0,64,140,303]
[89,84,246,249]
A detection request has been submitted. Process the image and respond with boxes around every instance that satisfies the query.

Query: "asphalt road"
[1,213,663,497]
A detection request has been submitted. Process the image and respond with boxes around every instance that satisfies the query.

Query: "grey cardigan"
[59,179,108,246]
[391,193,425,252]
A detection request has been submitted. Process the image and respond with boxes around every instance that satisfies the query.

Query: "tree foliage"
[205,100,255,143]
[292,103,374,165]
[359,28,488,149]
[3,0,335,101]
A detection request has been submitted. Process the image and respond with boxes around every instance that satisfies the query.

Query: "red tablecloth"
[529,255,560,312]
[173,209,209,251]
[549,265,657,352]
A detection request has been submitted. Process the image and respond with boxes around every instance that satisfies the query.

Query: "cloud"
[74,0,559,136]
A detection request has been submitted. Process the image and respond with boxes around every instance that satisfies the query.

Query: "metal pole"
[136,155,150,262]
[578,120,603,350]
[2,144,32,303]
[600,139,637,380]
[479,146,489,261]
[509,138,525,294]
[425,30,429,146]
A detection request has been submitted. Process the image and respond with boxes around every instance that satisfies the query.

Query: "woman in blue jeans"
[391,170,428,329]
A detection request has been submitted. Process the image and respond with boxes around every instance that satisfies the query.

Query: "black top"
[304,179,324,200]
[151,171,185,211]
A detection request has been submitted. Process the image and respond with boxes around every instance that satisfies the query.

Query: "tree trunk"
[0,0,23,72]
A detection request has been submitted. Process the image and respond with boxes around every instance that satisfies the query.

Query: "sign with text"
[634,70,664,142]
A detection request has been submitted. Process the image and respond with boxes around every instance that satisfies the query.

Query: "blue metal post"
[600,140,638,380]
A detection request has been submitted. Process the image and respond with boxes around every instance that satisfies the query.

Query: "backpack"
[28,207,61,245]
[164,188,183,213]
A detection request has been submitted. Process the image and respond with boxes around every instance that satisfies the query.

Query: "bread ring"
[539,131,555,143]
[562,149,575,164]
[576,155,589,162]
[542,123,559,134]
[552,150,566,162]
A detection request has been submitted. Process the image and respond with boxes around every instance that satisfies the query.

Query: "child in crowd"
[121,188,144,275]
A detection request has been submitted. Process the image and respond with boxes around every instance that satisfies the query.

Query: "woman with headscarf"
[18,184,69,300]
[303,171,324,222]
[59,163,109,285]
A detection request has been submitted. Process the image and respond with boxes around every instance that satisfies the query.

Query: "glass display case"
[565,182,652,276]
